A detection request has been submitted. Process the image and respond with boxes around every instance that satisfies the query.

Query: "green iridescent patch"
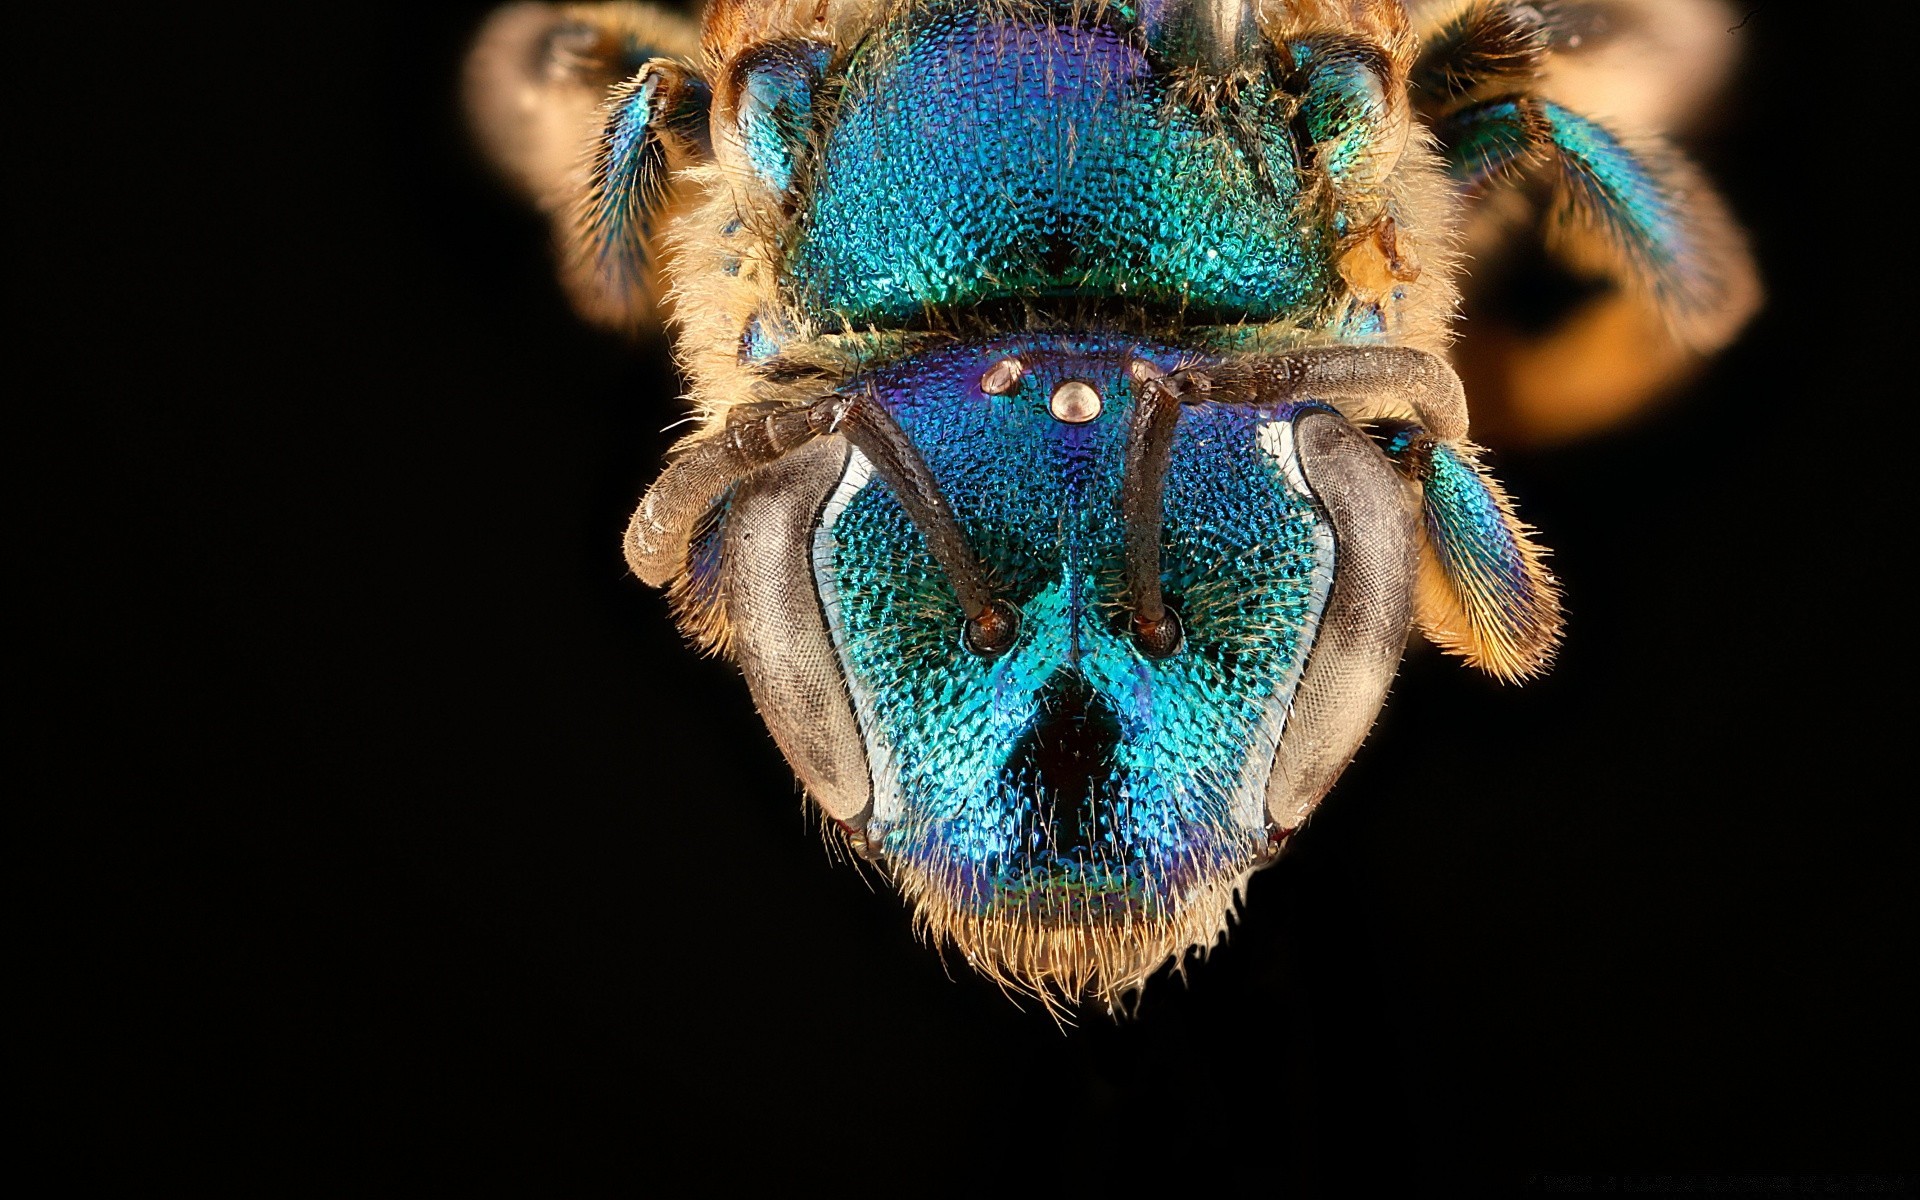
[787,6,1330,325]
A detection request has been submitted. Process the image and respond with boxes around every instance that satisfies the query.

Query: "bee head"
[670,336,1416,1004]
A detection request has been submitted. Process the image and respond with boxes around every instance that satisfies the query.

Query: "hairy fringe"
[894,858,1256,1014]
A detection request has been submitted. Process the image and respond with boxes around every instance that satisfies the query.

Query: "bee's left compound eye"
[701,439,877,828]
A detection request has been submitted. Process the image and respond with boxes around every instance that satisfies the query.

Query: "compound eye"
[718,441,873,826]
[1265,411,1419,832]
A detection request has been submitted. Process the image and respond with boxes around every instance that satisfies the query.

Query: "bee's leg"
[565,57,710,328]
[465,4,700,208]
[1126,346,1559,678]
[1407,1,1758,443]
[1440,97,1756,344]
[1139,0,1259,72]
[628,391,1017,655]
[464,4,710,334]
[1370,422,1561,680]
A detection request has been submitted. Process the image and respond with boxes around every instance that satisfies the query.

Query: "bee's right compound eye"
[1264,411,1419,833]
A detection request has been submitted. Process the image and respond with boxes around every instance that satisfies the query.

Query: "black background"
[27,1,1913,1191]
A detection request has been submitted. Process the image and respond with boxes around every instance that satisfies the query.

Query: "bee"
[464,0,1757,1007]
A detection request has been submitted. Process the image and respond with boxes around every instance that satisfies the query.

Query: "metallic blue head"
[698,334,1416,999]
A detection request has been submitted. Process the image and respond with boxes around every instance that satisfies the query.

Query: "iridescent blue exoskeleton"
[466,0,1757,1006]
